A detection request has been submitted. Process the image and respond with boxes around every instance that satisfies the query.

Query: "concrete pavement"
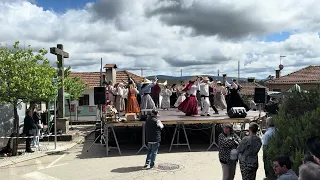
[0,133,266,180]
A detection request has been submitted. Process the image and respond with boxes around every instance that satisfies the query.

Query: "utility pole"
[217,69,220,81]
[181,69,182,77]
[238,60,240,82]
[141,68,143,77]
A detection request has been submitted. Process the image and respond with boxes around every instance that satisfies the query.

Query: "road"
[0,134,265,180]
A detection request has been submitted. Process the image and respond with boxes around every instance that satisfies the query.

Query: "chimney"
[247,77,255,83]
[275,70,280,78]
[104,64,117,84]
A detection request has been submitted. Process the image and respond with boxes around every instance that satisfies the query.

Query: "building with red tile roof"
[267,65,320,92]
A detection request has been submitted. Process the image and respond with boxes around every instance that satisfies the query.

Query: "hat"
[202,77,209,81]
[217,81,222,84]
[142,78,151,84]
[223,123,233,129]
[306,136,320,159]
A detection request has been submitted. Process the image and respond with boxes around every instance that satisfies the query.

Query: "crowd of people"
[102,75,249,117]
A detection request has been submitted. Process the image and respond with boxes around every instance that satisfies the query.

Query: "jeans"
[145,142,159,167]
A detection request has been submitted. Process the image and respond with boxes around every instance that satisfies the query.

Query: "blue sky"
[32,0,96,12]
[33,0,292,43]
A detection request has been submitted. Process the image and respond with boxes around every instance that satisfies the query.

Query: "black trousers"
[152,93,160,108]
[26,137,32,151]
[209,94,219,113]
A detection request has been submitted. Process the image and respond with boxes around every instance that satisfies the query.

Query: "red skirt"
[178,95,198,115]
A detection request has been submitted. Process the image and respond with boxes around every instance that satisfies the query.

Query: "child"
[144,110,164,169]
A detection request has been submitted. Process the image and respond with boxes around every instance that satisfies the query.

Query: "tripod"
[86,105,106,152]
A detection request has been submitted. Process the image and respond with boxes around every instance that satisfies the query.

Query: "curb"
[0,127,94,168]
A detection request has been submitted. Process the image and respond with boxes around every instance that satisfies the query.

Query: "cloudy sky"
[1,0,320,79]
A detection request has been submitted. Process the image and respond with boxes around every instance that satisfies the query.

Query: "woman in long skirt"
[140,78,158,110]
[178,77,200,116]
[214,81,227,110]
[160,86,172,110]
[126,83,140,114]
[174,82,186,107]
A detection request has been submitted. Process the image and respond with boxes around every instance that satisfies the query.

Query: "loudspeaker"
[94,87,106,105]
[227,107,247,118]
[254,87,266,104]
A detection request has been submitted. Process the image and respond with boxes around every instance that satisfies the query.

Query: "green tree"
[265,90,320,176]
[64,66,87,101]
[0,41,57,155]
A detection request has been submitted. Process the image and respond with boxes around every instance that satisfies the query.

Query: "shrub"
[265,90,320,176]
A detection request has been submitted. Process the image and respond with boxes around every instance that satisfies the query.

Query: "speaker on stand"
[86,86,107,152]
[254,87,267,118]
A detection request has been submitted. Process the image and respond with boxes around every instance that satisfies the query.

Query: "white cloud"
[0,0,320,79]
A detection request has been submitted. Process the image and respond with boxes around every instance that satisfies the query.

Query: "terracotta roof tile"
[268,65,320,84]
[69,70,143,89]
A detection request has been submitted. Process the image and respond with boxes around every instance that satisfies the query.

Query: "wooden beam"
[50,47,69,58]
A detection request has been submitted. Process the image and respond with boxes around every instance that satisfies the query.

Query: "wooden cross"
[50,44,69,118]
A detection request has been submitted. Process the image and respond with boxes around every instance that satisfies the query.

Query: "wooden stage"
[106,108,264,126]
[100,109,264,156]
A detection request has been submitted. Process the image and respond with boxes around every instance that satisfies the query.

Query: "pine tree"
[265,90,320,176]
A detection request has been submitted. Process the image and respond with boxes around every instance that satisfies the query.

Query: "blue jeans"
[145,142,159,167]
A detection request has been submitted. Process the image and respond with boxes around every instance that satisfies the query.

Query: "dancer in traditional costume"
[174,81,186,107]
[151,82,161,108]
[178,77,201,116]
[200,77,219,116]
[107,80,115,105]
[226,80,250,111]
[214,81,227,110]
[140,77,158,110]
[170,84,178,108]
[126,78,140,114]
[160,86,172,110]
[115,83,125,112]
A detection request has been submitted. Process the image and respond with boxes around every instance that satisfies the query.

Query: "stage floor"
[146,108,264,122]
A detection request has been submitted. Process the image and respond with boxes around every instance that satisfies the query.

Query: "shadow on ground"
[111,166,145,173]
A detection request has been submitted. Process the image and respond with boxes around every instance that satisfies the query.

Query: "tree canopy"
[0,41,57,104]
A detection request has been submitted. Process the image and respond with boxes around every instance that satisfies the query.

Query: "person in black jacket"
[23,109,37,153]
[218,123,241,180]
[144,110,164,169]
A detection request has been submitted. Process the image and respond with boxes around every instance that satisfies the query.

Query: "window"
[273,89,281,92]
[79,94,89,106]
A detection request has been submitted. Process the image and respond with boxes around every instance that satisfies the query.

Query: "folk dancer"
[199,77,218,116]
[178,77,201,116]
[160,85,172,110]
[208,77,219,114]
[170,84,178,108]
[225,79,250,111]
[107,80,115,105]
[140,77,158,110]
[214,81,227,110]
[115,83,125,112]
[151,82,161,108]
[126,78,140,114]
[174,81,186,107]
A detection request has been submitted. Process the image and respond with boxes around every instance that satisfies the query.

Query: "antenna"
[279,54,285,70]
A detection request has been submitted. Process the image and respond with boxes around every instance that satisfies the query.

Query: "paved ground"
[0,133,266,180]
[0,125,95,167]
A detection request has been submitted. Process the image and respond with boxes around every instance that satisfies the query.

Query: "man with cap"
[306,136,320,165]
[144,110,164,169]
[199,77,218,116]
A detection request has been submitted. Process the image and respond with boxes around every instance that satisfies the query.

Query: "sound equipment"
[94,87,106,105]
[254,87,266,104]
[227,107,247,118]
